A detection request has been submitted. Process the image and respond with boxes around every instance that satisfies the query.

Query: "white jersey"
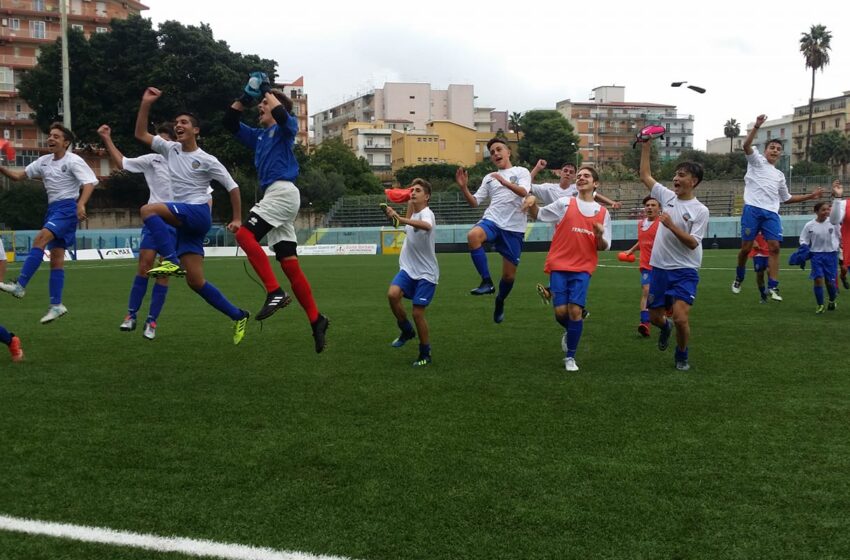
[474,166,531,233]
[151,136,238,204]
[649,183,710,270]
[122,153,173,204]
[530,182,577,205]
[25,152,98,204]
[536,197,612,249]
[744,148,791,213]
[399,207,439,285]
[800,218,840,253]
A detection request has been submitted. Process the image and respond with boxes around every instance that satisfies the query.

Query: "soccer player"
[134,86,250,345]
[732,114,823,301]
[224,73,329,353]
[0,238,7,283]
[0,123,97,324]
[98,123,176,340]
[0,324,23,362]
[622,195,661,336]
[749,232,770,303]
[382,179,438,367]
[639,138,709,371]
[523,166,611,372]
[801,201,840,313]
[455,138,530,323]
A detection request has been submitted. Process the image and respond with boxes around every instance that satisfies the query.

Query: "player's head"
[673,161,704,192]
[559,163,577,188]
[47,122,75,153]
[642,195,660,219]
[575,165,599,193]
[487,137,511,169]
[409,178,431,205]
[258,89,294,128]
[764,139,783,165]
[173,112,200,144]
[155,122,176,141]
[814,201,831,221]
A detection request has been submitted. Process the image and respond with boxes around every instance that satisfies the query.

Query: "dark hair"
[642,195,659,205]
[411,178,432,196]
[578,165,599,182]
[269,89,294,114]
[155,122,176,140]
[486,137,509,151]
[814,201,829,213]
[49,122,75,146]
[765,139,784,150]
[174,112,200,129]
[562,163,577,172]
[675,161,704,186]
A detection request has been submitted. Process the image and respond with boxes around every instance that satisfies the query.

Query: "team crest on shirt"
[61,164,68,172]
[191,160,200,170]
[683,212,692,222]
[268,129,275,138]
[510,175,517,183]
[744,227,752,236]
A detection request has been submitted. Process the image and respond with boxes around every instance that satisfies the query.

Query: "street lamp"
[789,165,793,188]
[570,142,578,167]
[592,143,601,167]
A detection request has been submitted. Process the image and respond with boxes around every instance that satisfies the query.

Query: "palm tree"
[508,111,523,141]
[800,24,832,161]
[724,118,741,153]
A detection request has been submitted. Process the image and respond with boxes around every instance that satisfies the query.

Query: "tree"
[517,110,580,168]
[395,163,458,186]
[800,24,832,161]
[724,118,741,153]
[307,138,382,195]
[810,130,850,176]
[509,112,523,132]
[0,182,48,230]
[621,143,659,177]
[298,168,347,212]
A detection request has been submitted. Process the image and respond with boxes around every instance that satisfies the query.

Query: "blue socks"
[397,319,415,337]
[497,279,514,302]
[149,283,168,322]
[566,319,583,358]
[640,310,650,323]
[49,269,64,305]
[675,346,689,363]
[470,247,490,282]
[143,216,178,262]
[735,266,746,281]
[195,281,243,320]
[826,283,837,303]
[418,343,431,359]
[18,247,44,287]
[128,275,149,316]
[768,277,779,290]
[814,285,824,305]
[0,326,11,346]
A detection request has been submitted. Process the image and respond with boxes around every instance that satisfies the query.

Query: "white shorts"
[251,181,300,247]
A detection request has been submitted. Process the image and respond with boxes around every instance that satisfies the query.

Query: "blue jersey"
[235,110,299,191]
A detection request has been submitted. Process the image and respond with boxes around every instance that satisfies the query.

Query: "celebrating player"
[224,73,329,353]
[455,138,530,323]
[0,123,97,324]
[134,87,250,345]
[524,166,610,372]
[622,195,661,336]
[800,201,840,313]
[383,179,438,367]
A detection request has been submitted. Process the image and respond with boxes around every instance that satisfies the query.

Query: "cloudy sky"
[142,0,849,149]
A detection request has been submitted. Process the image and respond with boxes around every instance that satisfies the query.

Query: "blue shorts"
[550,271,591,308]
[476,219,524,266]
[44,199,78,250]
[648,267,700,308]
[139,223,178,252]
[753,256,768,273]
[741,205,783,241]
[391,269,436,307]
[167,202,212,257]
[640,267,651,286]
[809,252,838,282]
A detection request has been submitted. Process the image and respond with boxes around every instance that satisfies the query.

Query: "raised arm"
[785,186,824,204]
[455,167,478,208]
[639,141,655,190]
[743,114,767,155]
[530,159,547,183]
[830,180,844,225]
[135,87,161,147]
[0,166,27,182]
[97,124,125,169]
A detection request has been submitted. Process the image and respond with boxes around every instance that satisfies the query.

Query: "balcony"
[0,111,32,124]
[0,27,61,43]
[364,144,390,151]
[0,54,38,67]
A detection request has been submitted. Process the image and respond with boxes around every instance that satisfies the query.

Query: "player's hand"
[97,124,111,139]
[533,159,547,172]
[142,87,162,104]
[489,172,509,186]
[455,167,468,189]
[658,212,674,229]
[832,179,843,198]
[611,201,622,209]
[811,186,825,200]
[521,195,537,212]
[226,220,241,233]
[77,203,87,222]
[755,114,768,127]
[593,221,605,236]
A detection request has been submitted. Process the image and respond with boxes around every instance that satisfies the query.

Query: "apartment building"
[342,119,414,173]
[0,0,147,167]
[313,82,475,145]
[276,76,308,146]
[556,85,694,166]
[390,120,478,171]
[791,91,850,163]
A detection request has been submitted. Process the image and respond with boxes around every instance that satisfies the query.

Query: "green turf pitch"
[1,250,848,559]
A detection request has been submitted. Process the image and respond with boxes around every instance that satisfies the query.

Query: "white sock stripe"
[0,514,356,560]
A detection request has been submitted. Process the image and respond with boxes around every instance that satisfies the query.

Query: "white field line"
[0,514,356,560]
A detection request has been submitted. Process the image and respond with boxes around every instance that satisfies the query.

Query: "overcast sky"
[142,0,849,149]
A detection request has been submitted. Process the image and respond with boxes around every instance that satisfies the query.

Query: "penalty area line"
[0,514,357,560]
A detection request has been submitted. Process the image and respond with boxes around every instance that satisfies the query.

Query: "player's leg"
[760,212,784,300]
[646,268,674,352]
[122,249,156,331]
[0,324,23,362]
[671,299,692,370]
[411,305,431,366]
[388,273,416,347]
[734,206,758,293]
[638,269,651,336]
[237,212,287,319]
[0,227,55,298]
[274,240,327,353]
[468,223,494,294]
[39,246,68,324]
[140,203,182,272]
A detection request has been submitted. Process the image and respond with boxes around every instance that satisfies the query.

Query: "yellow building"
[473,132,520,163]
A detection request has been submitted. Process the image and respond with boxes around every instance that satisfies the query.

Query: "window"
[96,1,107,16]
[30,21,46,39]
[836,118,841,129]
[821,121,825,131]
[798,124,803,134]
[71,0,82,15]
[0,67,13,92]
[33,0,45,10]
[71,24,84,31]
[15,129,22,140]
[439,140,446,150]
[409,96,415,99]
[766,130,771,139]
[780,127,785,137]
[95,27,107,33]
[409,111,415,115]
[10,18,21,30]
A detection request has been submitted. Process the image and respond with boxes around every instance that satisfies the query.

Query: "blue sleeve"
[271,106,297,141]
[235,122,259,150]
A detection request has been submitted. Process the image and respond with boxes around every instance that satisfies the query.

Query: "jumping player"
[801,201,840,313]
[622,195,661,336]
